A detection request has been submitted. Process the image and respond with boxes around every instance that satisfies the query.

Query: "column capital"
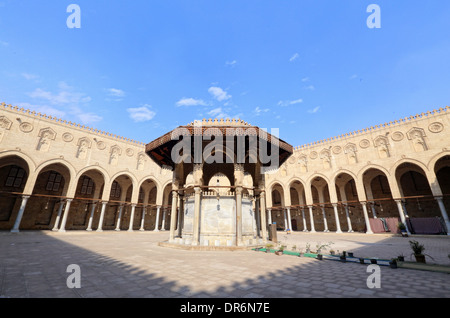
[331,203,338,208]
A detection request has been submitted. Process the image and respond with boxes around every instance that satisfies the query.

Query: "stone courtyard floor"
[0,230,449,299]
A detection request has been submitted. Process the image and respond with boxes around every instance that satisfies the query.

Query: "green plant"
[291,245,297,251]
[409,240,425,255]
[305,242,311,253]
[315,241,334,254]
[398,222,406,231]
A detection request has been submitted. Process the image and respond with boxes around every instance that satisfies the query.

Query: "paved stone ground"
[0,230,449,298]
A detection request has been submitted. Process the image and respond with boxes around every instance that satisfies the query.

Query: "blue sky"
[1,1,449,147]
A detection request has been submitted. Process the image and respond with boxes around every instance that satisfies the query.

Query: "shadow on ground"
[0,231,449,298]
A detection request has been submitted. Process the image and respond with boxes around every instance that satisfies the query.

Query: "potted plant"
[275,245,286,256]
[305,243,311,254]
[348,252,354,258]
[397,253,405,262]
[370,258,378,264]
[265,243,273,253]
[329,249,335,255]
[359,258,365,264]
[317,254,323,260]
[398,222,408,237]
[389,258,398,269]
[409,240,426,263]
[298,249,303,257]
[340,254,346,263]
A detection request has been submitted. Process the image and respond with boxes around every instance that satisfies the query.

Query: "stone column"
[301,208,308,232]
[178,194,185,237]
[267,208,272,225]
[255,197,261,237]
[308,205,316,233]
[286,207,293,231]
[127,204,136,232]
[96,201,108,232]
[283,209,288,230]
[169,190,179,242]
[161,208,167,231]
[11,195,31,233]
[86,201,97,231]
[259,192,268,241]
[192,187,202,246]
[115,204,124,231]
[58,198,73,233]
[361,202,373,234]
[321,205,329,232]
[435,197,450,235]
[153,205,161,231]
[332,203,342,233]
[235,186,243,246]
[370,202,378,218]
[344,204,354,232]
[52,199,66,232]
[139,207,147,231]
[395,199,411,235]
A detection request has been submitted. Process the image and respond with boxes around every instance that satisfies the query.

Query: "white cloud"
[303,85,315,90]
[127,106,156,122]
[278,98,303,107]
[254,106,270,116]
[22,73,39,81]
[107,88,125,97]
[208,107,230,118]
[0,40,9,47]
[26,82,101,125]
[208,86,231,102]
[350,74,358,80]
[301,77,310,82]
[28,82,91,105]
[308,106,320,114]
[289,53,299,62]
[225,60,237,66]
[77,113,103,124]
[17,103,66,118]
[176,97,207,107]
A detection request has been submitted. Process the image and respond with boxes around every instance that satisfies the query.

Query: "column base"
[58,229,66,233]
[153,229,159,232]
[366,231,374,234]
[51,228,59,232]
[127,229,134,232]
[348,230,354,233]
[10,229,19,233]
[115,229,121,232]
[96,229,103,232]
[139,229,145,232]
[336,230,343,234]
[86,229,92,232]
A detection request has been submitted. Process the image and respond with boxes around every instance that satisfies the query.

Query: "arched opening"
[0,156,30,230]
[25,163,70,230]
[69,170,105,230]
[310,176,332,232]
[289,180,307,231]
[109,174,133,231]
[435,155,450,217]
[396,162,444,234]
[270,184,284,230]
